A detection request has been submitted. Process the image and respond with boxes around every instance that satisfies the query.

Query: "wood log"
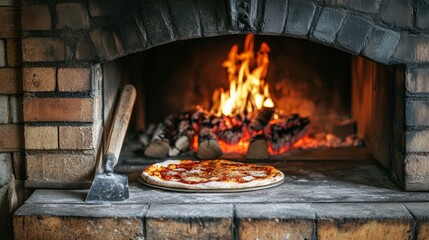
[268,114,310,152]
[249,107,274,131]
[197,121,222,159]
[218,115,244,144]
[139,124,155,147]
[198,139,222,159]
[144,123,171,158]
[169,119,195,157]
[218,125,243,144]
[246,134,269,159]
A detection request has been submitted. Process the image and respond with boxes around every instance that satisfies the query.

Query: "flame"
[211,34,274,116]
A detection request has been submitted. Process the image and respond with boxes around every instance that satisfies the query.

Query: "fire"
[211,34,274,116]
[142,34,362,160]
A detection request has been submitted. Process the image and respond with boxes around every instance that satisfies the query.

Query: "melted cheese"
[183,176,207,182]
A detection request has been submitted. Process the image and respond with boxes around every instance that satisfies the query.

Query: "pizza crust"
[141,160,285,190]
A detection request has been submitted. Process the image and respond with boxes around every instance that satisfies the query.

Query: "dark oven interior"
[102,34,397,172]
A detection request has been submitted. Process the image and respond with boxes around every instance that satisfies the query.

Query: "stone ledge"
[146,204,233,239]
[14,204,147,240]
[315,203,413,240]
[13,201,429,240]
[236,203,315,240]
[404,203,429,240]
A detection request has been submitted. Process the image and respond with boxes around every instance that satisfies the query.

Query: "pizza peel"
[86,85,136,203]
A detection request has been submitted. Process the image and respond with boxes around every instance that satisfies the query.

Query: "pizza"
[141,159,284,190]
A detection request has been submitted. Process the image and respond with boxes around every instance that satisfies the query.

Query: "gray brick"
[236,203,315,240]
[115,17,148,54]
[196,0,228,36]
[9,95,22,123]
[403,203,429,239]
[141,2,174,46]
[362,26,400,63]
[403,202,429,220]
[0,40,5,67]
[284,0,316,36]
[0,95,8,123]
[89,28,122,61]
[406,68,429,94]
[196,0,221,36]
[0,153,12,186]
[261,0,288,34]
[312,8,346,43]
[336,14,372,54]
[169,0,201,38]
[406,129,429,152]
[406,100,429,126]
[417,3,429,30]
[404,155,429,188]
[15,203,148,218]
[314,203,412,219]
[325,0,382,14]
[394,35,429,63]
[379,0,413,29]
[146,204,233,240]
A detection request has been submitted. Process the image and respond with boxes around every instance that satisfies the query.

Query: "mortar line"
[233,204,239,240]
[402,203,418,240]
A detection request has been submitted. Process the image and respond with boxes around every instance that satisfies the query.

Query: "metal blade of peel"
[86,85,136,203]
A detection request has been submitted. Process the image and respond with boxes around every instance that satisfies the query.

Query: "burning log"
[249,107,274,131]
[246,134,269,159]
[197,117,223,159]
[169,119,195,157]
[144,123,171,158]
[218,115,244,144]
[246,107,274,159]
[218,125,243,144]
[268,114,310,153]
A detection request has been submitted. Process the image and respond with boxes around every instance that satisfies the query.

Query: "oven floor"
[14,160,429,239]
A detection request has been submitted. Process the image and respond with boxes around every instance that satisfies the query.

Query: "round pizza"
[141,159,284,190]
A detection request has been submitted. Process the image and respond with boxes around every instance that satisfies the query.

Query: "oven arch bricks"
[17,0,429,191]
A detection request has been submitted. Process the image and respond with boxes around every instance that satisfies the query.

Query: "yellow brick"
[26,153,95,182]
[59,125,95,150]
[24,126,58,150]
[318,219,412,240]
[14,215,143,239]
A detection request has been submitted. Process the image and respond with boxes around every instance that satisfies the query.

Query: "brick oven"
[2,0,429,239]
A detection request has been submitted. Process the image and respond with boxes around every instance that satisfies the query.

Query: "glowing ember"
[211,34,274,116]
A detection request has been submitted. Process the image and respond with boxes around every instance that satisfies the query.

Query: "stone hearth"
[14,161,429,239]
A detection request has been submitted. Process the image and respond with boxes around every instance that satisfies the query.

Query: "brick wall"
[0,0,24,238]
[0,1,23,184]
[21,0,103,186]
[13,0,429,190]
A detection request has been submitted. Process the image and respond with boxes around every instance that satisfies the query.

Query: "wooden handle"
[106,84,136,166]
